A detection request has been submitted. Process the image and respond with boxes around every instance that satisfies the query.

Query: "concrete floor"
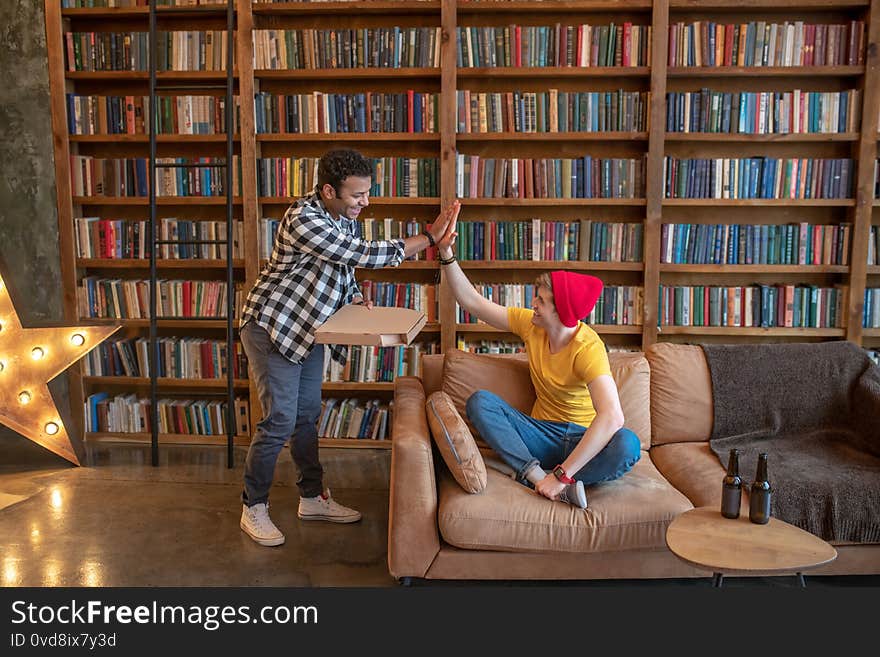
[0,439,397,587]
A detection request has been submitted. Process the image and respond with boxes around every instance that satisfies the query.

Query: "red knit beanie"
[549,271,604,327]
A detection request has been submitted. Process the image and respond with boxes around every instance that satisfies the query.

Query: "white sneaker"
[297,489,362,523]
[240,502,285,546]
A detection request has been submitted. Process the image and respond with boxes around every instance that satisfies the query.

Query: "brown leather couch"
[388,343,880,582]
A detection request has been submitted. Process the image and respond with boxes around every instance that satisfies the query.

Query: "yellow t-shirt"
[507,306,612,426]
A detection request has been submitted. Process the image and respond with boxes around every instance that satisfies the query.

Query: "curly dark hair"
[316,149,373,195]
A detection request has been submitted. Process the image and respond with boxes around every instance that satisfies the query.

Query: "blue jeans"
[465,390,641,486]
[240,321,325,504]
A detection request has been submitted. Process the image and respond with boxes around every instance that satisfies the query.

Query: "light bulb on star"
[0,272,120,465]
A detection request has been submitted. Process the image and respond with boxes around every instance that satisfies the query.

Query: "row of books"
[456,155,645,199]
[456,339,526,354]
[254,91,438,135]
[667,21,865,68]
[77,277,243,319]
[70,156,241,197]
[357,282,438,322]
[658,284,846,328]
[253,27,441,70]
[322,343,439,384]
[66,94,240,136]
[84,392,250,436]
[456,90,649,134]
[458,284,644,326]
[256,157,439,198]
[661,223,851,267]
[82,337,248,380]
[74,218,243,260]
[456,24,651,68]
[864,289,880,329]
[65,31,231,72]
[666,89,861,135]
[869,227,880,266]
[317,398,390,441]
[454,219,642,263]
[62,1,227,6]
[663,157,854,200]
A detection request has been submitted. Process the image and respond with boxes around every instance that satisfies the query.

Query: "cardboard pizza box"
[314,305,427,347]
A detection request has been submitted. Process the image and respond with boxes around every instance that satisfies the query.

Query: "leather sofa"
[387,343,880,582]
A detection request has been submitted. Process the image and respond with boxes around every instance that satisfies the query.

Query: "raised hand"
[429,199,461,245]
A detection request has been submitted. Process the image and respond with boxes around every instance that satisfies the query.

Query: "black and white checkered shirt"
[241,193,406,365]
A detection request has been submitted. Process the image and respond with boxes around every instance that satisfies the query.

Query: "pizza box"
[314,304,427,347]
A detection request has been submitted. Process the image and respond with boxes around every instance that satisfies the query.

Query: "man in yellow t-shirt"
[437,230,640,508]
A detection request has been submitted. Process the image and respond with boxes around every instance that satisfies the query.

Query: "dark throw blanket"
[703,341,880,543]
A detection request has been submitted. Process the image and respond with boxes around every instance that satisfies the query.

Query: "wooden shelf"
[458,66,650,79]
[66,71,237,81]
[461,198,647,207]
[664,133,860,143]
[79,318,233,329]
[321,382,395,392]
[459,0,652,13]
[457,132,648,142]
[663,199,855,207]
[863,329,880,337]
[669,0,868,8]
[658,326,846,336]
[83,376,249,390]
[868,266,880,275]
[253,1,440,16]
[85,432,250,447]
[259,196,439,205]
[460,260,642,271]
[660,264,849,273]
[254,68,440,80]
[73,197,243,206]
[63,6,235,18]
[456,323,642,334]
[70,135,240,143]
[667,66,864,77]
[318,438,392,449]
[77,258,245,269]
[257,133,440,143]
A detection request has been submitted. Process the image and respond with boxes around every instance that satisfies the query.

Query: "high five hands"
[434,199,460,256]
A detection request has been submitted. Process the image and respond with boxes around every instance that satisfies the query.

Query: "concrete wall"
[0,1,72,466]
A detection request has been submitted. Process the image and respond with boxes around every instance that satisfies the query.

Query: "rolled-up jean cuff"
[516,458,541,484]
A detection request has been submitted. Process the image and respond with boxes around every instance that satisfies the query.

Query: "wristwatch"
[552,465,574,484]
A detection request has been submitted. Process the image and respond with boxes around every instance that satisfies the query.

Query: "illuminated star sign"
[0,272,120,465]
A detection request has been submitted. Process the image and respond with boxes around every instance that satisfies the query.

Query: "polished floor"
[0,439,397,587]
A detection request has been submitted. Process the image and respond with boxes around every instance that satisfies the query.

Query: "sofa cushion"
[650,441,739,510]
[608,352,651,450]
[425,391,487,494]
[645,343,713,446]
[437,453,693,554]
[441,350,535,441]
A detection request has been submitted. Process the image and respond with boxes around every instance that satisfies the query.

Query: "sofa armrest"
[388,376,441,580]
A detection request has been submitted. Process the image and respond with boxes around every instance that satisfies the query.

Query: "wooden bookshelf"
[82,376,250,389]
[45,0,880,452]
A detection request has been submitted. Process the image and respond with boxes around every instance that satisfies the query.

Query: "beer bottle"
[749,452,771,525]
[721,448,742,519]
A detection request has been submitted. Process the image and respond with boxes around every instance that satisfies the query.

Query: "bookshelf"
[45,0,880,453]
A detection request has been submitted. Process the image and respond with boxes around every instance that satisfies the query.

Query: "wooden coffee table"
[665,506,838,587]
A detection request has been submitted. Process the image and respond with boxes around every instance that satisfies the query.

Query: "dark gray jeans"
[240,321,325,504]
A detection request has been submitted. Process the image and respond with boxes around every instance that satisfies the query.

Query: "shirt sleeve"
[572,336,612,385]
[284,207,406,269]
[506,306,534,340]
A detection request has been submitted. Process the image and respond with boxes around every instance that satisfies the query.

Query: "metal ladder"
[147,1,236,468]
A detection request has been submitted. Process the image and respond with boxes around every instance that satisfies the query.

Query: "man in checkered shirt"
[239,149,460,547]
